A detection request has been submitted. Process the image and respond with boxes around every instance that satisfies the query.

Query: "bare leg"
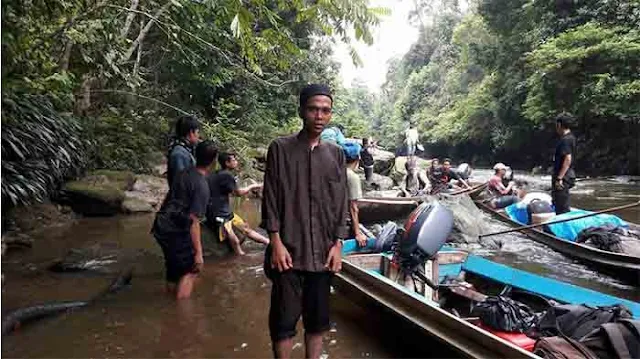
[272,338,294,359]
[176,273,197,299]
[225,226,246,255]
[305,332,324,359]
[235,224,269,245]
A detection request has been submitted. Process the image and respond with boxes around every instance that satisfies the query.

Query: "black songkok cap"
[299,84,333,107]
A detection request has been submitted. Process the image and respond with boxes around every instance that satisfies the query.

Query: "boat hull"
[469,190,640,284]
[334,251,538,358]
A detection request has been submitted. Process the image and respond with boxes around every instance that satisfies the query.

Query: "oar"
[478,200,640,239]
[449,182,487,196]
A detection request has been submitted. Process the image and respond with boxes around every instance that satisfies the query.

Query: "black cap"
[299,84,333,107]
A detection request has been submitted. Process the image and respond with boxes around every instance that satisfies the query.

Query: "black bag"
[472,296,538,333]
[536,304,633,340]
[534,336,599,359]
[580,319,640,359]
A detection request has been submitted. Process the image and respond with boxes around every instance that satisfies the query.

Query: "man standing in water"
[167,115,201,188]
[552,113,577,214]
[404,122,419,157]
[261,84,348,359]
[152,140,217,299]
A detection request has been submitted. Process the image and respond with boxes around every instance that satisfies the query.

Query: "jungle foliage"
[1,0,387,205]
[371,0,639,174]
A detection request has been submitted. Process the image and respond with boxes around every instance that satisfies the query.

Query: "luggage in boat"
[534,336,598,359]
[536,304,633,340]
[534,319,640,359]
[374,221,399,252]
[472,296,538,333]
[580,319,640,359]
[531,212,555,225]
[576,225,640,256]
[477,323,536,352]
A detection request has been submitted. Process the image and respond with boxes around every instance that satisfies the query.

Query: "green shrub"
[1,93,87,206]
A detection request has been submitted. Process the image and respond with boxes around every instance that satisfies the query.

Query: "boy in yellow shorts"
[207,152,269,255]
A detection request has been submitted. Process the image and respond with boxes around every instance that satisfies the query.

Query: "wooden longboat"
[468,189,640,284]
[335,240,639,358]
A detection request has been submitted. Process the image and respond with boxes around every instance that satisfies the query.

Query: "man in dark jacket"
[261,84,348,359]
[552,113,577,214]
[167,115,200,188]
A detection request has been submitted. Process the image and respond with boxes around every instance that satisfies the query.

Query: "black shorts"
[156,234,197,283]
[268,270,332,342]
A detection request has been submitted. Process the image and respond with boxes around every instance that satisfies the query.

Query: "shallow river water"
[2,172,639,358]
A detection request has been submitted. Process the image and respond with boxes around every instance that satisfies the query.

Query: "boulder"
[371,148,396,175]
[365,173,395,191]
[61,170,169,216]
[49,242,152,273]
[62,170,134,216]
[121,197,154,213]
[125,175,169,210]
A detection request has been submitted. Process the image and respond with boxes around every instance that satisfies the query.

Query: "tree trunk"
[119,0,140,40]
[59,40,74,71]
[122,2,172,62]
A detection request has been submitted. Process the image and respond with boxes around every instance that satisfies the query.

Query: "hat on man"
[299,84,333,107]
[493,163,508,171]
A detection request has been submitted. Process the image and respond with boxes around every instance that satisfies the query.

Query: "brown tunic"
[261,131,349,272]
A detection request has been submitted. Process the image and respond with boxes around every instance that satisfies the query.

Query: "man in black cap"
[261,84,348,359]
[552,113,577,214]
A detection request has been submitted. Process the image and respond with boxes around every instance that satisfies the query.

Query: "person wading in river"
[206,151,268,256]
[261,84,348,359]
[167,115,201,188]
[552,113,577,214]
[152,140,217,299]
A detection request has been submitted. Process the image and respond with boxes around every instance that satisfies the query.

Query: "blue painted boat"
[335,239,639,358]
[469,189,640,284]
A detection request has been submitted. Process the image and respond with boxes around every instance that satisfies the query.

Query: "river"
[2,173,638,358]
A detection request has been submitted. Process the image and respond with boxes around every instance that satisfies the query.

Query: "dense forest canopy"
[371,0,639,174]
[1,0,387,206]
[2,0,639,207]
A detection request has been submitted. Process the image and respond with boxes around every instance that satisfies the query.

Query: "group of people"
[148,82,579,359]
[400,157,472,196]
[151,116,270,299]
[485,113,577,218]
[150,84,352,359]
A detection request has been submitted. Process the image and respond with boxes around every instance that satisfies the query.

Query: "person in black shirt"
[152,140,217,299]
[207,152,267,256]
[552,113,577,214]
[360,137,375,182]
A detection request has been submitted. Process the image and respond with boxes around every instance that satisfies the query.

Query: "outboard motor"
[393,201,454,289]
[456,163,472,180]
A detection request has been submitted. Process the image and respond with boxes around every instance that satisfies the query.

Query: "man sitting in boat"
[487,163,518,209]
[343,141,368,247]
[401,157,428,197]
[431,159,471,194]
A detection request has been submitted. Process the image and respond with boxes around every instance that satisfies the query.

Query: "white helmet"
[493,163,508,171]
